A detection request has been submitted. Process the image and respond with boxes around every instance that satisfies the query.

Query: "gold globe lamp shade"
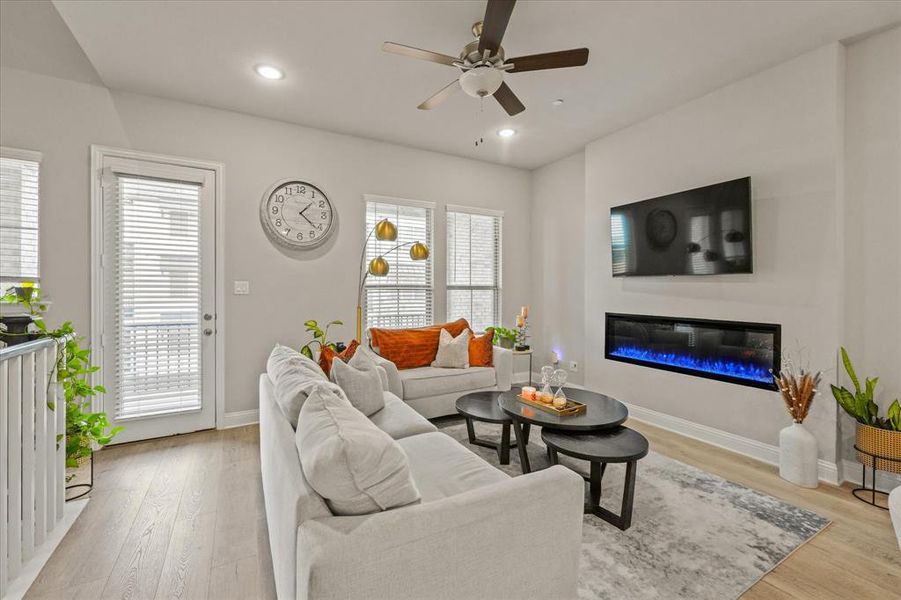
[374,218,398,242]
[409,241,430,261]
[368,256,390,276]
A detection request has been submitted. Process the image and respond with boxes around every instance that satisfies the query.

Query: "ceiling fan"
[382,0,588,116]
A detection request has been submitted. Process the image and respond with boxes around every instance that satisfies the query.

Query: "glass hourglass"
[539,366,555,402]
[552,369,568,406]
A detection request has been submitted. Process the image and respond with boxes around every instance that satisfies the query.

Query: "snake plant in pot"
[830,347,901,474]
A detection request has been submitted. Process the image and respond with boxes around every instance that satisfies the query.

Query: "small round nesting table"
[542,427,649,530]
[455,391,529,465]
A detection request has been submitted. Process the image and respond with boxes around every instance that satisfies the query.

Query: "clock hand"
[299,203,315,226]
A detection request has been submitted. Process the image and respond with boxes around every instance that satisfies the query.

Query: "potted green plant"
[1,282,47,346]
[830,347,900,474]
[492,326,517,350]
[299,319,344,359]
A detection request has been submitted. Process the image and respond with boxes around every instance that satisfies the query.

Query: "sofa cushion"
[297,386,421,516]
[329,357,385,416]
[318,339,359,377]
[349,348,389,391]
[266,344,329,429]
[396,432,509,502]
[369,393,438,440]
[400,366,496,400]
[468,328,494,367]
[431,328,470,368]
[369,318,470,369]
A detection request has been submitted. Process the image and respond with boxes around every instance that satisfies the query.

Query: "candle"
[521,386,536,400]
[520,306,529,319]
[516,315,525,328]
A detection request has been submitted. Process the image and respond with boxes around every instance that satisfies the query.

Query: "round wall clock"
[260,179,335,250]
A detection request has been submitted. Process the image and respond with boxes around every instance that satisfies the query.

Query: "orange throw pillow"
[369,319,470,370]
[318,339,359,378]
[468,328,494,367]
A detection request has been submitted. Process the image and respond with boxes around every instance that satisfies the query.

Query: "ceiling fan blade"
[507,48,589,73]
[493,81,525,116]
[478,0,516,55]
[417,79,461,110]
[382,42,458,67]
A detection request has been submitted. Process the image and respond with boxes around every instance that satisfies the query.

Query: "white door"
[97,155,217,443]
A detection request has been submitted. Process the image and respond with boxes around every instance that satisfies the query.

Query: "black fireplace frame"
[604,312,780,391]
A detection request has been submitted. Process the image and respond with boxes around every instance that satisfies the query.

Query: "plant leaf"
[840,347,861,394]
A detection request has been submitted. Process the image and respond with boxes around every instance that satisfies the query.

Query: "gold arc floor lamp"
[357,218,430,341]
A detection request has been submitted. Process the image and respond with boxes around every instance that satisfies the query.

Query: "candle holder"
[515,306,531,351]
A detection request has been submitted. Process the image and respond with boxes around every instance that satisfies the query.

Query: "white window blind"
[610,213,629,275]
[0,150,41,287]
[104,172,203,419]
[446,207,502,333]
[364,199,433,330]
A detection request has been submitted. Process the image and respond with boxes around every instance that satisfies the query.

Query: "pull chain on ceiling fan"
[382,0,589,116]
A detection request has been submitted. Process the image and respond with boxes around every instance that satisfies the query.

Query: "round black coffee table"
[542,426,649,530]
[498,387,628,473]
[456,391,529,465]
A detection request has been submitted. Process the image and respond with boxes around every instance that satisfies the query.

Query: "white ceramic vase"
[779,422,818,488]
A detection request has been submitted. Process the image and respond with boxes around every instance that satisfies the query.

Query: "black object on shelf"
[66,451,93,501]
[851,444,898,510]
[0,314,37,346]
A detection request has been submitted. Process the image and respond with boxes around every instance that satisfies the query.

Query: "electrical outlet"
[233,280,250,295]
[568,360,579,372]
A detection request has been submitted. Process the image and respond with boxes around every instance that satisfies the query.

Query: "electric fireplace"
[605,313,780,390]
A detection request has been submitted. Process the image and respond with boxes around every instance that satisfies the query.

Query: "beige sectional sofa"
[357,343,513,419]
[259,347,584,600]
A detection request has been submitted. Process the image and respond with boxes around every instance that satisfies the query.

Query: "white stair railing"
[1,337,66,598]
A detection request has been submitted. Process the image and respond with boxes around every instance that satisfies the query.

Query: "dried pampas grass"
[773,363,822,424]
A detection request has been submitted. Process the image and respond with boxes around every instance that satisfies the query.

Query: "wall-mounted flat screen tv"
[610,177,752,277]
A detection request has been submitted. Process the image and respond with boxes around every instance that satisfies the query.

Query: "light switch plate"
[568,361,579,372]
[233,280,250,295]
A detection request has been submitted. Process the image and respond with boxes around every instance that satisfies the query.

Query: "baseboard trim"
[840,459,901,491]
[221,409,259,429]
[623,402,840,485]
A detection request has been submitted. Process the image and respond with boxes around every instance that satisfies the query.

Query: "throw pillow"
[431,328,470,369]
[296,385,420,516]
[266,344,329,429]
[329,357,386,416]
[318,339,359,378]
[348,348,390,391]
[368,318,470,369]
[468,328,494,367]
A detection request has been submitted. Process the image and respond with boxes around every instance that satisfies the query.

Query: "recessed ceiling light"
[497,128,516,138]
[552,98,564,106]
[254,64,284,80]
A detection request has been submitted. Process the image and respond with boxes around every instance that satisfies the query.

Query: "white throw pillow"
[348,348,390,391]
[431,328,470,369]
[296,386,420,516]
[329,357,386,416]
[267,344,330,429]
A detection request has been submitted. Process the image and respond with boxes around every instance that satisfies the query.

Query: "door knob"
[203,328,214,336]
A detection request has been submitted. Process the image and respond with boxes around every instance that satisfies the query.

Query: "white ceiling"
[47,1,901,169]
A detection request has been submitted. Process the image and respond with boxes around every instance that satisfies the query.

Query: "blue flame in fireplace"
[610,346,772,384]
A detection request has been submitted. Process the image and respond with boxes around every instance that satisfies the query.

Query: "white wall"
[535,45,847,463]
[530,151,585,384]
[0,66,531,420]
[841,26,901,460]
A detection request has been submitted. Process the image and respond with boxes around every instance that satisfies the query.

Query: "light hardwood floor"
[25,420,899,600]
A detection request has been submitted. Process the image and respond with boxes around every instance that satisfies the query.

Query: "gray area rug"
[437,420,830,600]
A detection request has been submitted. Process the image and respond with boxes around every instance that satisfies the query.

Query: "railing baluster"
[21,352,36,561]
[34,347,48,545]
[7,355,22,583]
[1,359,9,598]
[46,344,58,526]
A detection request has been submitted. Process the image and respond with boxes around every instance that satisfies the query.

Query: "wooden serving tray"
[518,394,587,416]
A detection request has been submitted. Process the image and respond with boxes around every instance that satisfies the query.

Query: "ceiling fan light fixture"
[497,128,516,138]
[459,67,504,98]
[254,64,284,80]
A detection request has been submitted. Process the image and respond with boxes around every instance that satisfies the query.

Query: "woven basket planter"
[856,424,901,474]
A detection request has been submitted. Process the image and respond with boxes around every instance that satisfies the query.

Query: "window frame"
[445,204,503,333]
[362,194,435,333]
[0,146,43,289]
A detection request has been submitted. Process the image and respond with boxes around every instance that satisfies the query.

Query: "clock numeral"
[271,206,279,214]
[321,211,327,219]
[314,223,322,231]
[276,194,284,202]
[318,200,325,208]
[296,232,304,240]
[309,230,316,239]
[286,187,293,195]
[299,185,306,195]
[275,219,282,227]
[284,228,291,236]
[311,190,316,199]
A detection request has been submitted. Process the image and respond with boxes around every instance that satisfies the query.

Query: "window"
[610,213,629,275]
[102,164,208,420]
[364,197,433,330]
[446,206,502,333]
[0,147,42,289]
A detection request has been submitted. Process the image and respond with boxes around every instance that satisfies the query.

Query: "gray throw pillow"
[296,385,420,516]
[431,328,470,368]
[348,349,389,391]
[330,357,385,416]
[267,344,330,429]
